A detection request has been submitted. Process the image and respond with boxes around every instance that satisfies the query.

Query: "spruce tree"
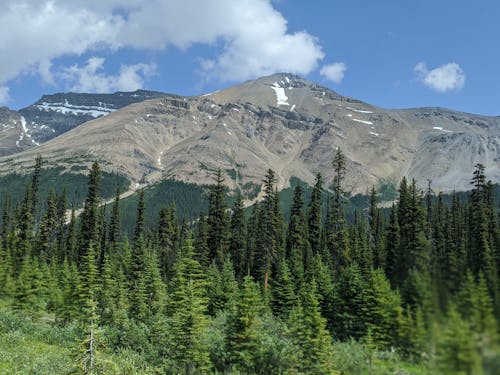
[254,169,282,290]
[307,173,323,255]
[79,162,102,265]
[270,257,297,318]
[158,204,179,280]
[229,192,247,279]
[207,169,229,266]
[167,237,210,373]
[330,147,351,276]
[288,280,336,374]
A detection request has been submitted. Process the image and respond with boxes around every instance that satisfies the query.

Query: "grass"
[0,305,156,374]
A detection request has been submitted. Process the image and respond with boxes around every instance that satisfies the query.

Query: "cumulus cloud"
[61,57,156,93]
[320,62,346,84]
[0,0,324,86]
[414,62,465,92]
[0,86,11,104]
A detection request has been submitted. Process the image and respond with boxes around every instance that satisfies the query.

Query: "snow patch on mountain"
[432,126,452,133]
[270,82,289,106]
[352,118,374,125]
[36,100,116,117]
[347,106,373,114]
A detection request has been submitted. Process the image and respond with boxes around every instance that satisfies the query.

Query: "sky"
[0,0,499,115]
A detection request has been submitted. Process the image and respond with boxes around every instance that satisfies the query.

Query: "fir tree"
[270,257,297,318]
[288,280,336,374]
[308,173,323,255]
[79,162,102,265]
[229,192,247,279]
[158,204,179,280]
[207,169,229,266]
[167,237,210,373]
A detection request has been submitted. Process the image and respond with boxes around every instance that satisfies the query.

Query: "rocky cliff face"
[0,74,498,196]
[0,107,36,156]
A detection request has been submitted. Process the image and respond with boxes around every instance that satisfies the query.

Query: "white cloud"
[0,0,324,86]
[61,57,157,93]
[414,62,465,92]
[320,62,346,84]
[0,86,11,104]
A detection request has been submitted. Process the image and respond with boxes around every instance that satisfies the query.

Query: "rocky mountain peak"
[0,74,498,197]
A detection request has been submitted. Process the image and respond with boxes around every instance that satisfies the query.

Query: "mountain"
[0,90,167,155]
[0,73,498,197]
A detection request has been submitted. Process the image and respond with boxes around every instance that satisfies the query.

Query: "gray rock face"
[0,74,498,196]
[0,90,168,150]
[0,107,35,156]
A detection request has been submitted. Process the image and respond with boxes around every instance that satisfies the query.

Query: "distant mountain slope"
[0,74,498,196]
[0,90,168,156]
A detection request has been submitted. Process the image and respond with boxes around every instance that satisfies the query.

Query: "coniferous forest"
[0,151,499,374]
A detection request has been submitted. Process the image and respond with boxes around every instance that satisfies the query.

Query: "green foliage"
[1,157,499,374]
[0,167,128,214]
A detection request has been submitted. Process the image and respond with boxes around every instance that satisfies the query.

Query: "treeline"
[0,151,499,374]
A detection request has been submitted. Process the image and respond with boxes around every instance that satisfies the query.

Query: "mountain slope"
[0,74,498,195]
[0,90,168,156]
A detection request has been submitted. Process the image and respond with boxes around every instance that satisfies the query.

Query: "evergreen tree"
[229,192,247,279]
[333,264,367,341]
[37,188,58,262]
[469,164,498,296]
[286,185,310,283]
[330,147,351,276]
[167,237,210,373]
[206,257,238,316]
[30,154,42,218]
[288,280,336,374]
[79,162,102,264]
[254,169,282,290]
[158,204,179,280]
[207,169,230,266]
[436,303,482,374]
[227,275,266,371]
[270,257,297,318]
[107,188,121,252]
[308,173,323,255]
[363,269,402,350]
[193,211,209,269]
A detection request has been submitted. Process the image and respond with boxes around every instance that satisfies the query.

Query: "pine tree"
[79,162,102,265]
[206,257,238,316]
[288,280,336,374]
[469,164,498,297]
[13,255,43,313]
[363,269,402,350]
[30,155,42,219]
[167,237,210,373]
[308,173,323,255]
[436,303,482,374]
[107,187,121,253]
[286,185,309,283]
[158,204,179,280]
[79,242,99,324]
[207,169,229,266]
[37,188,58,262]
[333,264,367,341]
[130,190,146,282]
[254,169,282,290]
[227,275,266,371]
[270,257,297,318]
[193,211,209,269]
[330,147,351,276]
[229,192,247,280]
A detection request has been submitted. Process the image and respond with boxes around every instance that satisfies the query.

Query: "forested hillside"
[0,151,499,374]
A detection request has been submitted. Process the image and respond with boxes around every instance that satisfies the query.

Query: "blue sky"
[1,0,498,115]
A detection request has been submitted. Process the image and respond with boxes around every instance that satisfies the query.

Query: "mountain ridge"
[0,73,498,198]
